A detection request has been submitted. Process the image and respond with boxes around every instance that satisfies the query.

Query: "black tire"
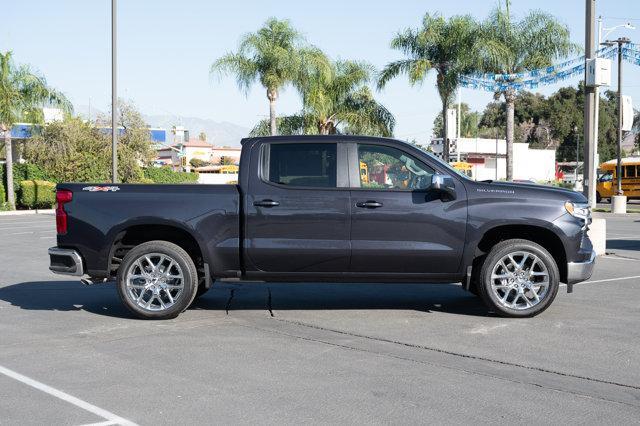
[476,239,560,318]
[116,240,198,320]
[596,191,602,203]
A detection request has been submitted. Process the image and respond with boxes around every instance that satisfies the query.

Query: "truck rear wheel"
[116,240,198,320]
[476,239,559,318]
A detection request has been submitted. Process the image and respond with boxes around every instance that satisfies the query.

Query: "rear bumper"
[566,250,596,284]
[48,247,84,276]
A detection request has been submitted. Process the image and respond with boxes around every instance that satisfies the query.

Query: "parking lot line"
[0,365,138,426]
[561,274,640,286]
[0,224,53,231]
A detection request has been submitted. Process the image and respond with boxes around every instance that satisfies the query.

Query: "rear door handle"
[356,200,383,209]
[253,199,280,208]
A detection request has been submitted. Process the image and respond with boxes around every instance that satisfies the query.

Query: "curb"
[0,209,55,217]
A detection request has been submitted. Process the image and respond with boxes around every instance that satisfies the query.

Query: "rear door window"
[265,143,337,188]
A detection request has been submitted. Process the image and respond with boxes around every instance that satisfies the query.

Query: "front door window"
[357,144,434,190]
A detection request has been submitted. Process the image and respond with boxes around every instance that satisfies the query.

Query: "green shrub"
[18,180,56,209]
[143,167,199,184]
[2,163,50,200]
[19,181,36,208]
[0,182,4,203]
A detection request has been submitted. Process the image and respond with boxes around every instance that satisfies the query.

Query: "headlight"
[565,201,590,220]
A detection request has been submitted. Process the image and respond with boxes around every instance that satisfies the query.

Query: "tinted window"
[267,143,337,188]
[358,144,434,190]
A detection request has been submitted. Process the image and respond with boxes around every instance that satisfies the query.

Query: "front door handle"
[356,200,383,209]
[253,199,280,208]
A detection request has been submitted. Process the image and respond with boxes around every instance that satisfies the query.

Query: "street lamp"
[599,20,636,44]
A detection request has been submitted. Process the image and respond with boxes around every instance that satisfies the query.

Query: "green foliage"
[480,3,580,76]
[1,162,49,196]
[251,59,395,137]
[189,158,210,168]
[143,167,199,184]
[24,101,155,183]
[378,13,484,144]
[0,180,4,203]
[211,18,330,135]
[18,180,56,209]
[431,83,623,163]
[0,51,73,130]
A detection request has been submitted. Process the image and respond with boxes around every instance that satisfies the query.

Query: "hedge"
[18,180,56,209]
[1,163,50,199]
[143,167,199,184]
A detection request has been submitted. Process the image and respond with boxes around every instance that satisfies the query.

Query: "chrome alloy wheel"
[490,251,549,310]
[125,253,184,312]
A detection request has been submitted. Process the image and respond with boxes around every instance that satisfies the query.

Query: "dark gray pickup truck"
[49,135,595,319]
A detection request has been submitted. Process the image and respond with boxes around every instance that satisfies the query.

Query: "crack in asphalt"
[241,318,640,409]
[273,318,640,391]
[266,287,274,317]
[224,289,235,315]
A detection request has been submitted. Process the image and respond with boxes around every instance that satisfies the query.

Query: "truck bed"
[57,183,240,278]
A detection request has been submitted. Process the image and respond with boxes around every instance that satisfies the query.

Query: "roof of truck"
[240,135,403,145]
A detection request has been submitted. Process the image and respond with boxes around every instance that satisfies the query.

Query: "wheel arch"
[474,224,568,283]
[106,219,210,280]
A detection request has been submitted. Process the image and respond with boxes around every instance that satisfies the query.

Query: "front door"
[245,141,351,274]
[349,143,467,274]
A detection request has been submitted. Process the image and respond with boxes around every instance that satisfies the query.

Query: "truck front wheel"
[116,240,198,320]
[477,239,560,317]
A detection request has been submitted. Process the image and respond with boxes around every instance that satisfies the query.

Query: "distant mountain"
[75,105,250,147]
[143,114,249,147]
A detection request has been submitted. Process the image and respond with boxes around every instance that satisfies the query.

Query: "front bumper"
[566,250,596,284]
[48,247,84,276]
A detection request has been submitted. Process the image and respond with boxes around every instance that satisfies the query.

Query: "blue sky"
[3,0,640,143]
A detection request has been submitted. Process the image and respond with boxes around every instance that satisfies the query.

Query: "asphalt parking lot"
[0,213,639,424]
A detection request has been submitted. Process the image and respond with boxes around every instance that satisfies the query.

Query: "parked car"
[49,135,595,319]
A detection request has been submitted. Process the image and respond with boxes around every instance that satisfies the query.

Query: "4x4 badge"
[82,186,120,192]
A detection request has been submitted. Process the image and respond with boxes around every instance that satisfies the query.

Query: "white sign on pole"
[446,108,457,140]
[586,58,612,87]
[622,95,633,132]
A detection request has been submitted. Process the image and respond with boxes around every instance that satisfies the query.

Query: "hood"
[469,180,587,203]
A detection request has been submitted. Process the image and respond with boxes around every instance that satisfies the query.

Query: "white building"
[430,138,556,182]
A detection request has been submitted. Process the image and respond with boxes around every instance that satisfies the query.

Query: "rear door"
[244,140,351,274]
[349,142,467,274]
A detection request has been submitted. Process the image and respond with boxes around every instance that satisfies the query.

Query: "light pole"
[111,0,118,183]
[574,125,580,188]
[583,0,596,207]
[602,37,631,212]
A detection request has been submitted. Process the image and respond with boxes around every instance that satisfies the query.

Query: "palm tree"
[0,51,72,208]
[250,59,395,137]
[378,13,484,161]
[482,0,579,179]
[211,18,327,136]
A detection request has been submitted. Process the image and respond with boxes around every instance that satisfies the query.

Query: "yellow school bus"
[596,157,640,202]
[451,161,473,178]
[360,161,369,184]
[219,165,239,174]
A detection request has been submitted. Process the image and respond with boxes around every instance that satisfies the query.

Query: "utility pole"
[601,37,631,212]
[456,88,461,162]
[111,0,118,183]
[583,0,596,207]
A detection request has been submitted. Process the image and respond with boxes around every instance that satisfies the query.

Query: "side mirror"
[430,173,457,200]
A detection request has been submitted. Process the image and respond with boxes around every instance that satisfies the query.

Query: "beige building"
[155,140,242,171]
[211,147,241,165]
